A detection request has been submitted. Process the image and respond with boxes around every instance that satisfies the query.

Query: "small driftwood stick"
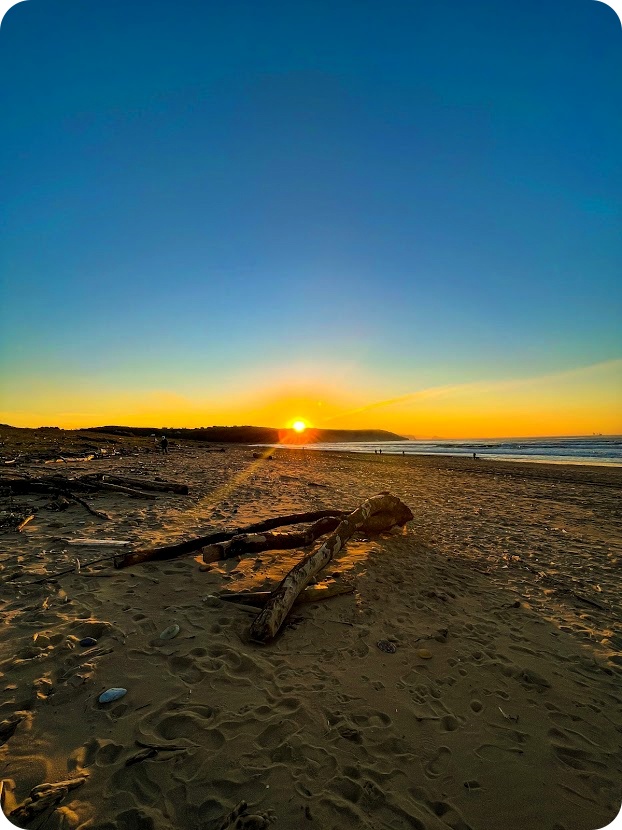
[220,581,354,605]
[16,514,35,532]
[249,494,413,643]
[65,493,111,520]
[115,509,351,569]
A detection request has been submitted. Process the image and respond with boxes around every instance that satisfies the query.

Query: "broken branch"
[249,493,413,643]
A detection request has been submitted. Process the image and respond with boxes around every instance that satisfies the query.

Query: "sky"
[1,0,621,438]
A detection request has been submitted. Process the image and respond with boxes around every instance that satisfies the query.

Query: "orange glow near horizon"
[0,359,620,439]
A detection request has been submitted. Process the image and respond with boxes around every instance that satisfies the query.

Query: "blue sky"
[0,0,620,433]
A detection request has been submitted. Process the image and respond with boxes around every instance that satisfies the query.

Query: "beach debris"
[220,582,354,606]
[66,539,131,546]
[8,774,88,824]
[78,479,157,499]
[159,624,180,640]
[498,706,519,723]
[17,514,35,531]
[377,640,397,654]
[115,508,354,568]
[417,648,433,659]
[79,637,98,647]
[82,472,189,494]
[98,687,127,704]
[248,493,413,644]
[0,509,35,532]
[203,503,413,563]
[124,747,158,766]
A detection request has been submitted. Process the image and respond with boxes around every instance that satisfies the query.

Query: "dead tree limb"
[203,503,413,563]
[8,775,87,824]
[82,473,189,495]
[65,494,111,520]
[115,509,352,569]
[220,582,354,605]
[202,516,340,562]
[78,480,156,499]
[249,494,413,643]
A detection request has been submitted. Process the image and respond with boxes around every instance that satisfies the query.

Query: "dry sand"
[1,429,621,830]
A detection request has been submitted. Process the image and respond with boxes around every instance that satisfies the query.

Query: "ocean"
[266,436,622,466]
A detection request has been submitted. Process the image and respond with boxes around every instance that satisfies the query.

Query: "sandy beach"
[1,429,621,830]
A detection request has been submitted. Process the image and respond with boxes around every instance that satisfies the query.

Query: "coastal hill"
[81,425,407,444]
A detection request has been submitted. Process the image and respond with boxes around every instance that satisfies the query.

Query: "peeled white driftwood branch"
[248,493,412,643]
[219,581,354,606]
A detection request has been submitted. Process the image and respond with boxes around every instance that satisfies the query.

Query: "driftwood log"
[83,473,189,495]
[0,476,110,520]
[202,516,340,562]
[75,479,156,499]
[203,502,413,563]
[115,509,352,569]
[219,581,354,606]
[248,493,412,643]
[8,775,88,824]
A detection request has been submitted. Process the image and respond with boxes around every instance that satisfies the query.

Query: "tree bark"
[249,493,413,643]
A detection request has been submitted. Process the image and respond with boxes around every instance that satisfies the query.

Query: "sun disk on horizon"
[292,420,307,433]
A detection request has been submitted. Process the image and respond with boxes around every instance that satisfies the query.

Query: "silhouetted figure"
[161,435,169,454]
[472,452,477,460]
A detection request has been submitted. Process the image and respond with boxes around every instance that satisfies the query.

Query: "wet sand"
[1,430,621,830]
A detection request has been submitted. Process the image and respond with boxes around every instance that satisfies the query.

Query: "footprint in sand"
[167,654,205,684]
[424,746,451,778]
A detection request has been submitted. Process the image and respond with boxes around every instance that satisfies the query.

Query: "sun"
[292,420,307,433]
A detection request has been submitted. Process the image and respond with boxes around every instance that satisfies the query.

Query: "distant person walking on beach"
[161,435,169,454]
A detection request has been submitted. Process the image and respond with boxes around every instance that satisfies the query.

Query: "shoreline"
[261,444,622,469]
[264,444,622,485]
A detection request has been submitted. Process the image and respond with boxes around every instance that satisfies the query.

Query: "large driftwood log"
[82,473,189,495]
[248,493,413,643]
[77,479,156,499]
[0,475,97,494]
[115,509,351,568]
[202,516,340,562]
[203,501,414,563]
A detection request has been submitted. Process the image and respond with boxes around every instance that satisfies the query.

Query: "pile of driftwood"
[116,492,413,644]
[0,473,189,522]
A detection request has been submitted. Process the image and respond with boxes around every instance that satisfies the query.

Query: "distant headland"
[77,425,407,444]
